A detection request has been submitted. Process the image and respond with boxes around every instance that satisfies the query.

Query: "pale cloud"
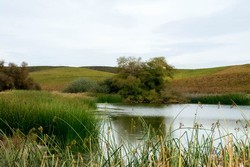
[0,0,249,68]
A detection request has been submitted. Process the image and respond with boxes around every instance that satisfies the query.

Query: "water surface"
[97,103,250,145]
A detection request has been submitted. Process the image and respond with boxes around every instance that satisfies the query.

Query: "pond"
[97,103,250,146]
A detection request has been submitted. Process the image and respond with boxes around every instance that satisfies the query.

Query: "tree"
[141,57,173,92]
[107,56,174,103]
[0,61,41,91]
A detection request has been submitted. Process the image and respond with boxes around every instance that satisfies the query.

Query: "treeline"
[0,61,40,91]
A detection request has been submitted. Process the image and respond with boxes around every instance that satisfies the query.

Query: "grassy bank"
[187,93,250,105]
[0,90,98,148]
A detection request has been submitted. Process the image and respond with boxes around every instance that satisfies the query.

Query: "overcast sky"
[0,0,250,69]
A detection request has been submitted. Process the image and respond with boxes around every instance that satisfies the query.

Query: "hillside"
[30,67,114,91]
[171,64,250,94]
[29,64,250,94]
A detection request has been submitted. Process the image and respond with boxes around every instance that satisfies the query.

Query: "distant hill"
[29,64,250,94]
[30,67,114,91]
[83,66,117,73]
[171,64,250,94]
[28,66,66,72]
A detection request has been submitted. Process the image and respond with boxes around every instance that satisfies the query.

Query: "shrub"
[63,78,107,93]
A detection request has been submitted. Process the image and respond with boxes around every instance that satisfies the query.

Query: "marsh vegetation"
[0,59,249,166]
[0,91,98,149]
[0,99,249,166]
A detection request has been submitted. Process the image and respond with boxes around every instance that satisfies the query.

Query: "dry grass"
[171,64,250,94]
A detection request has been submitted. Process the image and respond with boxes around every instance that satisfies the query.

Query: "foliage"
[106,56,174,103]
[0,61,40,91]
[63,78,108,93]
[0,90,98,148]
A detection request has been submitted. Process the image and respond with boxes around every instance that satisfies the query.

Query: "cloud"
[156,0,250,38]
[0,0,249,68]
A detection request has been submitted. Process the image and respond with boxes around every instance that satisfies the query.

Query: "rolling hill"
[29,64,250,93]
[171,64,250,94]
[30,67,114,91]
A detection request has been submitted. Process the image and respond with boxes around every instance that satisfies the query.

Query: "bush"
[63,78,108,93]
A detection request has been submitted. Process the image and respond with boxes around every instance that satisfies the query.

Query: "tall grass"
[188,93,250,105]
[1,116,249,166]
[0,92,249,166]
[0,90,98,148]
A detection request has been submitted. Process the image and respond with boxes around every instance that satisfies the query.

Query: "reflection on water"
[98,103,250,146]
[111,116,166,139]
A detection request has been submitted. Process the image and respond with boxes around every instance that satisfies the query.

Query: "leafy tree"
[106,56,174,103]
[141,57,173,92]
[0,61,40,91]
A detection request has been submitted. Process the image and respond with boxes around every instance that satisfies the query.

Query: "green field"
[30,67,114,91]
[173,66,228,79]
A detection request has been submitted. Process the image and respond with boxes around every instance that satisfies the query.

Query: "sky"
[0,0,250,69]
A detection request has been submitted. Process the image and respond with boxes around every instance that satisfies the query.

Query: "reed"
[0,90,98,148]
[0,119,249,166]
[188,93,250,105]
[1,117,248,166]
[0,92,249,166]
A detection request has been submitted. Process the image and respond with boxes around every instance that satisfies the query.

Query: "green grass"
[0,90,98,148]
[173,66,228,79]
[187,93,250,105]
[30,67,114,91]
